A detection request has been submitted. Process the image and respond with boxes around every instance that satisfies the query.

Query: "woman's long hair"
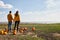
[15,11,19,16]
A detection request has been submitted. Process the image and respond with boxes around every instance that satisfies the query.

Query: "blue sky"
[0,0,60,23]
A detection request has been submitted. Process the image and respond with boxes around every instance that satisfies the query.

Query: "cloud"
[0,11,3,14]
[0,11,7,22]
[15,8,19,11]
[46,0,60,9]
[21,10,60,23]
[0,0,13,9]
[15,8,22,14]
[0,11,5,14]
[0,10,60,23]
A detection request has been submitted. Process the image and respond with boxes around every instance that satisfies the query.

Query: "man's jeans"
[8,21,12,32]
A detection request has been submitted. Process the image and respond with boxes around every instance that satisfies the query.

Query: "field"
[0,23,60,40]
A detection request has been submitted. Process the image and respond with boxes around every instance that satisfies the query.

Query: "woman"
[14,11,20,32]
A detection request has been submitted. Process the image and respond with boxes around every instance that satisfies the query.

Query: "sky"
[0,0,60,23]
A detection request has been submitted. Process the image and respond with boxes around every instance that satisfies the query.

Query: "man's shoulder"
[8,14,12,15]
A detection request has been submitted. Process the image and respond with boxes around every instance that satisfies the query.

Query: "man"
[7,11,13,32]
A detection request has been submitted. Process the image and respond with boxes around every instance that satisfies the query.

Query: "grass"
[0,34,44,40]
[0,23,60,40]
[20,24,60,33]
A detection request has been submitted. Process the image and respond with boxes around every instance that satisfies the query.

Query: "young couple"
[7,11,20,32]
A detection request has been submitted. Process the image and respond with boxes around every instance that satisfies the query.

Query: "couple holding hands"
[7,11,20,32]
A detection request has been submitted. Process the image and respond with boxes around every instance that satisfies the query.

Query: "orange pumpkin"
[4,28,8,33]
[13,30,16,35]
[0,30,3,35]
[3,32,7,35]
[32,27,35,31]
[1,30,4,35]
[24,27,27,30]
[20,30,23,33]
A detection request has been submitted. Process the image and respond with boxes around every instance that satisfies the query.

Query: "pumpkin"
[4,28,8,33]
[0,30,4,35]
[13,30,16,35]
[32,27,35,31]
[1,30,4,35]
[20,30,23,33]
[3,32,7,35]
[24,27,27,30]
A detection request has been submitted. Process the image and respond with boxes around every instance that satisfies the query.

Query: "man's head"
[9,11,11,13]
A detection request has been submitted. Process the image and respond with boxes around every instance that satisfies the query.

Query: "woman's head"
[15,11,19,16]
[16,11,19,14]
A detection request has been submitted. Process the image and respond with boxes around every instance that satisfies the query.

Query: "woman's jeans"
[8,21,12,32]
[14,21,20,32]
